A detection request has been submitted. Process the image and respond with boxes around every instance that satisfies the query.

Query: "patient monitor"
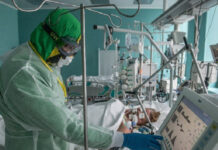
[158,88,218,150]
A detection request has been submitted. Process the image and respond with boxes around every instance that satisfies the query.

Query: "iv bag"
[131,35,140,47]
[125,33,131,49]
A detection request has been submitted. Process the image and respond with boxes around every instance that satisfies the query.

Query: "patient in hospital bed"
[68,98,160,150]
[0,99,160,150]
[118,107,160,133]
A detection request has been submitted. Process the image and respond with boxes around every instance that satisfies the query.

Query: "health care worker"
[0,8,163,150]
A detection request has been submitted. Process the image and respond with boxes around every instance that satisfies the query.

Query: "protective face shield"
[41,22,81,59]
[58,37,81,58]
[57,56,74,68]
[46,40,79,67]
[56,37,80,68]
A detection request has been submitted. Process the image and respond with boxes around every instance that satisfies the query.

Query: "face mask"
[57,56,74,68]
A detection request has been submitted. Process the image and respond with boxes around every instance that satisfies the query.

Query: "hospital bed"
[0,97,170,150]
[66,75,117,104]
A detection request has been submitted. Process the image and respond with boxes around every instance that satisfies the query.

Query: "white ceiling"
[1,0,178,10]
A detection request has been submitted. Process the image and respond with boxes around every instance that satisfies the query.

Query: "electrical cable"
[12,0,46,12]
[12,0,140,27]
[50,8,122,28]
[86,9,122,28]
[199,61,206,69]
[62,0,141,26]
[12,0,79,12]
[111,0,140,18]
[84,0,140,18]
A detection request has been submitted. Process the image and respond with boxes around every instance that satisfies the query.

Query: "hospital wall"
[204,6,218,62]
[0,3,217,86]
[185,6,218,88]
[18,9,166,81]
[204,6,218,87]
[0,3,19,65]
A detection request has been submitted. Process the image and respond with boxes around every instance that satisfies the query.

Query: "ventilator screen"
[161,97,212,150]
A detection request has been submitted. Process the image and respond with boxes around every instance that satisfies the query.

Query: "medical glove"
[122,133,163,150]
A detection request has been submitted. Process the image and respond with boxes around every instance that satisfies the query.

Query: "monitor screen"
[161,97,212,150]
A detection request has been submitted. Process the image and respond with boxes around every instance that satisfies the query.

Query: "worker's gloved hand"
[122,133,163,150]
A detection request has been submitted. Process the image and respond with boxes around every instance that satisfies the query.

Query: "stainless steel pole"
[81,4,88,150]
[115,40,119,98]
[169,68,174,107]
[139,23,143,96]
[149,43,153,104]
[136,94,154,133]
[163,0,168,11]
[104,30,106,50]
[163,0,173,107]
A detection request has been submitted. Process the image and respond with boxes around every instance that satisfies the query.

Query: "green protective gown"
[0,8,114,150]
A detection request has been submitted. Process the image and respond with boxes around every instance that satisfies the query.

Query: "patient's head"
[137,108,160,125]
[148,108,160,122]
[125,108,160,126]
